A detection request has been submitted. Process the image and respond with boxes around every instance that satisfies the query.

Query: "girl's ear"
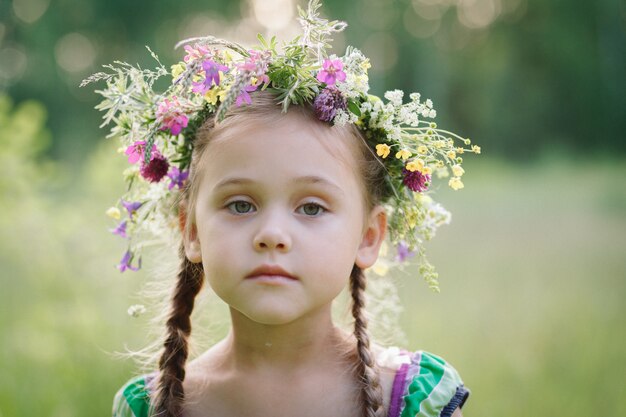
[179,201,202,263]
[355,205,387,269]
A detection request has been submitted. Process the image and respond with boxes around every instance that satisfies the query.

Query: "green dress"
[112,350,469,417]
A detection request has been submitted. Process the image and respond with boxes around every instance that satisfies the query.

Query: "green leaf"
[347,100,361,116]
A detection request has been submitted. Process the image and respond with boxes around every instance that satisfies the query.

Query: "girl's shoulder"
[378,347,470,417]
[112,372,158,417]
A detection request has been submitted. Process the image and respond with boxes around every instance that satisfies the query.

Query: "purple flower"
[316,58,346,86]
[121,200,143,219]
[192,59,229,95]
[402,167,431,192]
[313,87,347,122]
[236,84,258,107]
[140,151,169,183]
[167,166,189,190]
[117,250,141,272]
[125,141,156,165]
[110,220,127,238]
[396,241,415,262]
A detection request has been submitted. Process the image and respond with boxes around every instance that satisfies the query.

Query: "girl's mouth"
[246,264,298,281]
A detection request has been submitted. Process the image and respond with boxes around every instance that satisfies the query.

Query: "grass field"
[1,145,624,416]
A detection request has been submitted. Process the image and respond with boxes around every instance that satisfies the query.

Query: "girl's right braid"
[350,265,385,417]
[151,244,204,417]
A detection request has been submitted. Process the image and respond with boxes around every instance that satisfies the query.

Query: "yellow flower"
[395,149,411,160]
[171,63,185,79]
[360,59,371,71]
[452,164,465,177]
[222,50,234,64]
[422,166,432,175]
[447,150,456,159]
[435,160,444,168]
[472,145,481,154]
[204,87,228,105]
[417,145,428,154]
[376,144,390,158]
[405,159,424,172]
[106,207,121,220]
[456,147,465,154]
[448,177,464,190]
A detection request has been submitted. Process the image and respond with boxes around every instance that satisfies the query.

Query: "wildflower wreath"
[82,0,480,291]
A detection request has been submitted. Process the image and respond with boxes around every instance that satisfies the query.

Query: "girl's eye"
[298,202,325,216]
[226,200,255,214]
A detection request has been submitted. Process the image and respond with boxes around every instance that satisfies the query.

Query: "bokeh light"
[0,44,27,85]
[12,0,50,24]
[251,0,294,32]
[54,33,97,73]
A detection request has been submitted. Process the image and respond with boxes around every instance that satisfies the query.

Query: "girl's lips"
[246,265,298,280]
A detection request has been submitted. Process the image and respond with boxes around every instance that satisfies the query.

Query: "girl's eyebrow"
[213,175,345,195]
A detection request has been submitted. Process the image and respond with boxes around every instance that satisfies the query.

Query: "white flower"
[127,304,146,317]
[384,89,404,107]
[409,92,421,102]
[388,126,402,141]
[333,109,350,126]
[425,98,433,108]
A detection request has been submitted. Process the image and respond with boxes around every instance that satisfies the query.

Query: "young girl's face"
[185,111,384,325]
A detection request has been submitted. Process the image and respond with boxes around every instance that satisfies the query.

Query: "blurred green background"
[1,0,625,416]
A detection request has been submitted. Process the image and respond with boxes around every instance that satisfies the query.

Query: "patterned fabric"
[388,350,470,417]
[112,373,155,417]
[112,350,469,417]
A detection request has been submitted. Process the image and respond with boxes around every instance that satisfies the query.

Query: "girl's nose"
[253,216,292,252]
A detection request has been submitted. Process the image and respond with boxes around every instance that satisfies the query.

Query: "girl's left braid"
[350,265,385,417]
[151,244,204,417]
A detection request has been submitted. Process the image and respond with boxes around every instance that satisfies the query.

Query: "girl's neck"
[221,306,352,373]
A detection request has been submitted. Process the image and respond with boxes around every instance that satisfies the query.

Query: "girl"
[86,2,476,416]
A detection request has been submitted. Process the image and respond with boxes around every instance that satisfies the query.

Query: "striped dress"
[113,350,470,417]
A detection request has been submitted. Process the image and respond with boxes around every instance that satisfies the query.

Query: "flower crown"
[83,0,480,291]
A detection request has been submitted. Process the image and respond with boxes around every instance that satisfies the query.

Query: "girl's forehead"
[200,112,361,183]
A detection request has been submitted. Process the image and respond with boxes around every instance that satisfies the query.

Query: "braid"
[151,244,204,417]
[350,265,385,417]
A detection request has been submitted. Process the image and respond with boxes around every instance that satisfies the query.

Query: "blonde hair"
[151,91,390,417]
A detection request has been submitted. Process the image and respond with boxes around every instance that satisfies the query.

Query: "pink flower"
[316,58,346,86]
[156,96,189,135]
[183,44,211,63]
[192,59,229,95]
[125,141,156,165]
[237,50,270,75]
